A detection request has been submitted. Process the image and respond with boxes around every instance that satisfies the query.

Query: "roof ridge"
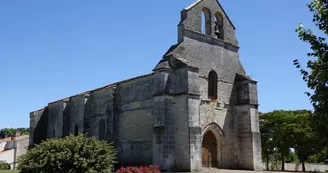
[48,73,154,104]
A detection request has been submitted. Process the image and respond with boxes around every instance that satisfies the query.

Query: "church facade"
[29,0,262,171]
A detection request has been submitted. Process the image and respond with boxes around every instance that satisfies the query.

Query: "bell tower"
[177,0,238,46]
[152,0,262,171]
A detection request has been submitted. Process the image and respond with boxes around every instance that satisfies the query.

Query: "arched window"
[74,124,79,136]
[214,13,224,39]
[98,119,105,141]
[208,71,218,100]
[201,8,211,35]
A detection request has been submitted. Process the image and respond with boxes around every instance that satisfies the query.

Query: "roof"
[184,0,202,10]
[48,73,154,104]
[0,135,29,143]
[183,0,236,30]
[236,73,257,83]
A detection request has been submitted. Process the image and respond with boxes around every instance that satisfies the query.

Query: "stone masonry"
[29,0,262,172]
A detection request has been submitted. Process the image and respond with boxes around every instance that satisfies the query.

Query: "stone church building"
[29,0,262,172]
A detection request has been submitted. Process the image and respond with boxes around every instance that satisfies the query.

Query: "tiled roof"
[0,135,29,143]
[49,73,154,104]
[0,149,13,154]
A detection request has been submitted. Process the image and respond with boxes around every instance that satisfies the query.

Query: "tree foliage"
[17,134,117,173]
[294,0,328,143]
[292,110,317,171]
[260,110,315,171]
[0,162,10,170]
[0,128,29,138]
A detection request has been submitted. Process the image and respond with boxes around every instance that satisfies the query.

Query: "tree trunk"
[267,154,269,171]
[281,152,285,171]
[302,161,306,172]
[266,152,269,170]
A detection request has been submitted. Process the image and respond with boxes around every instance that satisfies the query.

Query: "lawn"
[0,170,19,173]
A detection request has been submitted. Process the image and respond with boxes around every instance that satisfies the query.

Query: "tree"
[260,112,275,170]
[0,128,16,138]
[292,110,316,171]
[260,110,315,171]
[308,147,328,163]
[294,0,328,143]
[0,127,29,139]
[17,134,117,173]
[260,110,296,171]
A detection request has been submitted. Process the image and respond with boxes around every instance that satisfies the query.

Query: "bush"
[0,162,10,170]
[116,165,160,173]
[17,134,117,173]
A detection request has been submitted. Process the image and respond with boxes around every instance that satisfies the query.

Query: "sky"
[0,0,318,129]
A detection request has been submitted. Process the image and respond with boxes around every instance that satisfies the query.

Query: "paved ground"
[201,169,265,173]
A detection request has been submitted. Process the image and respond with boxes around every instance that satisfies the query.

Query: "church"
[29,0,262,172]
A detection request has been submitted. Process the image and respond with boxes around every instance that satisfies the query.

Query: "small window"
[208,71,218,100]
[214,13,224,39]
[98,119,105,140]
[201,8,211,35]
[74,124,79,136]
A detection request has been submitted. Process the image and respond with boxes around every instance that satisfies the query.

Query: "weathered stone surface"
[29,0,261,172]
[29,108,47,145]
[63,95,85,137]
[47,101,66,138]
[84,87,114,140]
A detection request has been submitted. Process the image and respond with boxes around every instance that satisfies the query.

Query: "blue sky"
[0,0,316,129]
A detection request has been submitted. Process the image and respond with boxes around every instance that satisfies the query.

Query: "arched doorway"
[202,131,218,167]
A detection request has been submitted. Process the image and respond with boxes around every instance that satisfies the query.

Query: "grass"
[0,170,19,173]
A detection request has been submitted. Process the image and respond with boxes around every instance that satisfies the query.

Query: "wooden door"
[202,131,218,167]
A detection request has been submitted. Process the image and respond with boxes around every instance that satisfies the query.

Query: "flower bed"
[116,165,160,173]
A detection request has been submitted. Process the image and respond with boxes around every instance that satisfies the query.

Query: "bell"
[215,28,220,35]
[215,27,221,38]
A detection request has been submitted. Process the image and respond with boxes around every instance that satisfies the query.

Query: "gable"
[179,0,238,46]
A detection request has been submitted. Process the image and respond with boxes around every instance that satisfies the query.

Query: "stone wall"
[199,76,237,169]
[154,0,260,170]
[173,95,189,171]
[29,108,47,145]
[179,0,238,45]
[47,101,66,138]
[63,95,86,136]
[169,23,245,170]
[84,87,114,140]
[30,75,154,168]
[235,79,262,171]
[116,75,153,166]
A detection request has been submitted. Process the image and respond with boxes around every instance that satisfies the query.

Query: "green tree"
[260,110,295,171]
[0,128,16,138]
[292,110,316,171]
[260,112,275,170]
[308,147,328,163]
[260,110,315,171]
[17,134,117,173]
[17,127,30,135]
[0,127,29,138]
[294,0,328,143]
